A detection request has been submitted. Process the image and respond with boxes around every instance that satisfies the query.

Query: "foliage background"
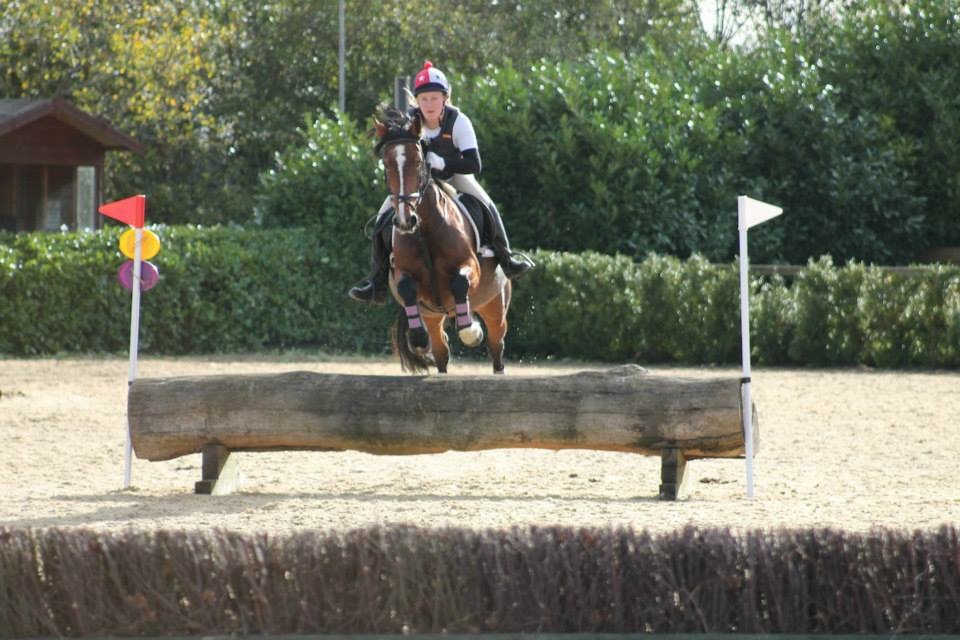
[2,0,959,263]
[2,228,958,366]
[2,0,960,362]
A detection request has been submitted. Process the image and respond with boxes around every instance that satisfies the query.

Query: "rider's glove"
[426,151,446,171]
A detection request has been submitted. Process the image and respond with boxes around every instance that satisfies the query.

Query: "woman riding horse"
[349,60,534,304]
[373,107,512,374]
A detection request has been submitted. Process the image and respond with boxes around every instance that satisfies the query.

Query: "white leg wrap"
[458,322,484,347]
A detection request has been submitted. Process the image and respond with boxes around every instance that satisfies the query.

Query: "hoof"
[407,327,429,351]
[458,322,484,347]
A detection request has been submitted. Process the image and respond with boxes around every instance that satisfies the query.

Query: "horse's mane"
[374,103,419,153]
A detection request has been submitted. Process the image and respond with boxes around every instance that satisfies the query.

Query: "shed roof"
[0,97,143,153]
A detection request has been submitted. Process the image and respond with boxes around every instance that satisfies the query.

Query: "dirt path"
[1,356,957,534]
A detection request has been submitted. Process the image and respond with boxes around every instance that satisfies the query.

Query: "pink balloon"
[118,260,159,292]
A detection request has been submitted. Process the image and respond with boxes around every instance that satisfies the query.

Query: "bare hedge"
[1,525,957,637]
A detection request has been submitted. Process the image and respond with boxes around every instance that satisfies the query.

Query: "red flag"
[99,195,146,228]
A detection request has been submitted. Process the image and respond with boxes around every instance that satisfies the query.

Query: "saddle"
[436,180,496,258]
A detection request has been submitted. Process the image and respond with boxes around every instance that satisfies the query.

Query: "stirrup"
[510,251,535,266]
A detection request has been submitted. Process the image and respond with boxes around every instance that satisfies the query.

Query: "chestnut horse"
[373,107,511,374]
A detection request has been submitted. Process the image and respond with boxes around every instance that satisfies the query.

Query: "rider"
[348,60,535,304]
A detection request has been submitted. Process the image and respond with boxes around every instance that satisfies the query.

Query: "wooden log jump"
[127,365,758,499]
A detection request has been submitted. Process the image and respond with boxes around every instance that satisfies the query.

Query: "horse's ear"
[409,116,421,138]
[374,119,387,139]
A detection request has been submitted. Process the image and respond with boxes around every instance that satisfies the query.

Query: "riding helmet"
[413,60,450,95]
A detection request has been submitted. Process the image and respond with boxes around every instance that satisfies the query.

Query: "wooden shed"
[0,97,142,232]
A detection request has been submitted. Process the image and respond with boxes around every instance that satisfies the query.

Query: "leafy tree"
[3,0,960,264]
[698,0,839,45]
[0,0,237,224]
[819,0,960,249]
[256,110,381,231]
[207,0,701,220]
[459,48,732,258]
[0,0,701,226]
[707,34,927,263]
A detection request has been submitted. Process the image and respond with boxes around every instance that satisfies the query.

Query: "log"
[128,365,759,498]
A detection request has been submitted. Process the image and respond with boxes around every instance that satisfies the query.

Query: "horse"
[373,107,511,375]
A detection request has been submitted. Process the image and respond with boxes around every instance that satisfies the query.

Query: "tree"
[819,0,960,248]
[1,0,702,225]
[696,0,838,45]
[0,0,237,224]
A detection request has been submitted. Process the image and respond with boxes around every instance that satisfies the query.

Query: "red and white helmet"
[413,60,450,96]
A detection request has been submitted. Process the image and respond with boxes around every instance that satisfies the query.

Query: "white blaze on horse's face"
[389,142,421,234]
[393,144,406,225]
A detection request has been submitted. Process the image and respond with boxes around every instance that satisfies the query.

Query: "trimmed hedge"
[0,226,393,356]
[1,526,958,636]
[1,228,959,367]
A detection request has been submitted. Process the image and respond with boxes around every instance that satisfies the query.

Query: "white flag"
[738,195,783,230]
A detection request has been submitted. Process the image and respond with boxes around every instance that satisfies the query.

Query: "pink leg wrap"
[456,302,472,328]
[405,304,422,329]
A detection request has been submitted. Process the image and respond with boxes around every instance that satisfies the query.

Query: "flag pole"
[735,195,782,499]
[99,194,149,490]
[124,227,143,489]
[737,196,755,498]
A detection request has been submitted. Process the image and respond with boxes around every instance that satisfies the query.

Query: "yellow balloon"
[119,228,161,260]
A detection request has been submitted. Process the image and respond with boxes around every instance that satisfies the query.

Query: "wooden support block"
[658,448,687,500]
[194,443,239,495]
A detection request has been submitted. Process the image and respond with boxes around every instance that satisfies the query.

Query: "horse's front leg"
[450,266,484,348]
[396,274,429,354]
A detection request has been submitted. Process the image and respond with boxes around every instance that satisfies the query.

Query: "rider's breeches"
[448,174,494,210]
[451,174,511,249]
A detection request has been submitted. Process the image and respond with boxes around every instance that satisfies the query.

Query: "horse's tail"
[391,307,433,374]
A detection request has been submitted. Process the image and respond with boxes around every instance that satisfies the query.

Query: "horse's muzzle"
[395,212,420,234]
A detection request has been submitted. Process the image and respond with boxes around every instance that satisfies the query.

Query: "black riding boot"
[488,202,534,280]
[348,227,391,304]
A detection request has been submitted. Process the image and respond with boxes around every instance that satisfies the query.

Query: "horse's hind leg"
[425,315,451,373]
[396,274,429,354]
[476,284,511,375]
[451,267,484,347]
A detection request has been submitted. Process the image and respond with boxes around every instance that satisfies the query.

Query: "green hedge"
[2,228,959,367]
[0,226,393,356]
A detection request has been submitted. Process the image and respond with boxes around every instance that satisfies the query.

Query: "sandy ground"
[0,354,957,535]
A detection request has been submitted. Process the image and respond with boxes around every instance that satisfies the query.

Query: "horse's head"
[374,105,426,234]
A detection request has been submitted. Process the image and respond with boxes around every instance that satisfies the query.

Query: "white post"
[737,196,755,498]
[124,227,143,488]
[736,195,782,499]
